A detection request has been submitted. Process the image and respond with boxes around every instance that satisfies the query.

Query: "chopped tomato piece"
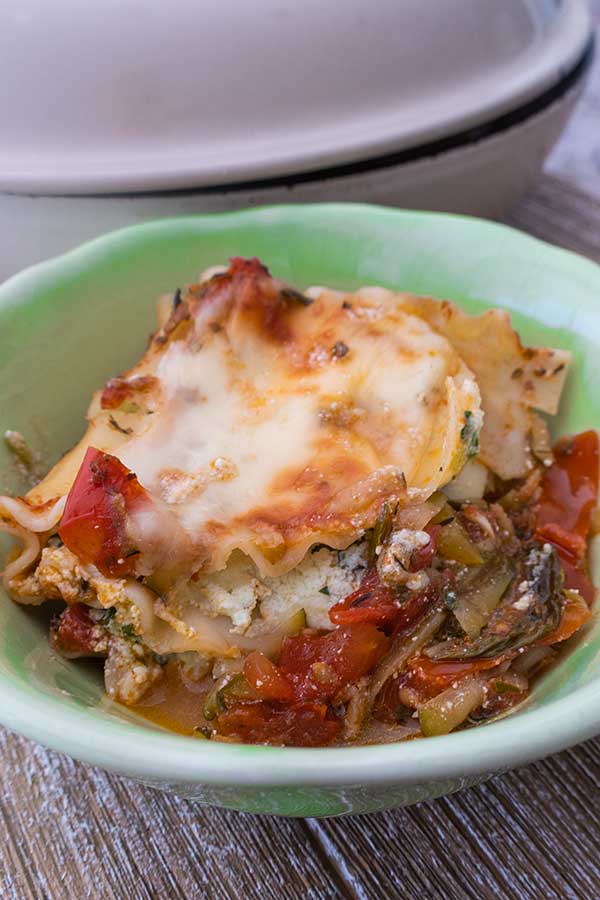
[402,655,505,700]
[374,655,506,720]
[542,591,592,645]
[215,700,341,747]
[59,447,149,577]
[279,623,389,702]
[244,651,294,702]
[51,603,104,657]
[535,523,587,560]
[329,568,399,626]
[330,565,439,631]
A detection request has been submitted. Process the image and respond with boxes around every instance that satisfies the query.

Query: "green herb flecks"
[203,685,226,721]
[460,410,480,457]
[99,607,117,626]
[120,400,141,415]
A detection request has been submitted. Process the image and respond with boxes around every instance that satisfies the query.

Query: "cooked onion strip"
[344,607,446,740]
[453,557,515,638]
[418,676,486,737]
[511,644,554,676]
[359,718,420,745]
[393,492,446,531]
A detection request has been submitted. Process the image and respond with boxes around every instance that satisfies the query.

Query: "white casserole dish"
[0,0,593,279]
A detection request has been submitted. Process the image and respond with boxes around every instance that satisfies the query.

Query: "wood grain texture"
[308,739,600,900]
[0,730,346,900]
[2,6,600,899]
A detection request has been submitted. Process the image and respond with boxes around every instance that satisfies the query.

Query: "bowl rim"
[1,202,600,787]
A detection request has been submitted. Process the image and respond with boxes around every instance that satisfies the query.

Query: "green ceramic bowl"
[1,204,599,817]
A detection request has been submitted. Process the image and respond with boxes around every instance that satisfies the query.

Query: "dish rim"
[0,1,591,195]
[1,202,600,787]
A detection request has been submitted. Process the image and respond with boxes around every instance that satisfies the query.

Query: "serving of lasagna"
[0,257,597,746]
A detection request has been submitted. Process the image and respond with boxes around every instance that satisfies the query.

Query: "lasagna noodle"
[0,496,65,581]
[349,287,570,480]
[4,261,482,581]
[0,262,569,603]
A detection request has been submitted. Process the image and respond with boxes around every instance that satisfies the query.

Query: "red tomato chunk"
[244,651,294,702]
[216,701,341,747]
[52,603,103,657]
[329,567,399,627]
[59,447,149,578]
[278,623,389,702]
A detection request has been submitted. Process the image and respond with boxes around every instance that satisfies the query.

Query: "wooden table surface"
[3,9,600,900]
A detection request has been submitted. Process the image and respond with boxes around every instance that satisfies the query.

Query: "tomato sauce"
[131,623,391,743]
[536,430,599,540]
[133,662,211,736]
[131,662,343,745]
[535,430,599,604]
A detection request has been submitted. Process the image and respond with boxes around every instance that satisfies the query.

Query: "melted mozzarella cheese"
[19,262,480,579]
